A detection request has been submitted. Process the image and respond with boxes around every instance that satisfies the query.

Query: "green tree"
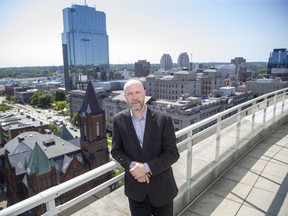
[38,94,53,108]
[256,66,268,77]
[29,92,54,108]
[53,101,67,111]
[48,123,59,134]
[54,90,66,101]
[71,112,79,125]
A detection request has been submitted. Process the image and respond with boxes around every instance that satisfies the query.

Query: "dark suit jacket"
[111,107,179,207]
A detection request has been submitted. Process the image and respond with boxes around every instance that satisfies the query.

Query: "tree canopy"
[29,92,54,108]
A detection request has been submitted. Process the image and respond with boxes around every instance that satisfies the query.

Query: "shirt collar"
[130,105,147,120]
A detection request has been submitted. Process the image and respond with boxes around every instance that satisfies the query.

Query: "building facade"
[199,68,225,96]
[231,57,246,82]
[268,48,288,78]
[0,110,49,146]
[160,54,173,71]
[146,69,200,100]
[134,60,150,77]
[246,78,288,96]
[146,68,224,100]
[178,52,190,70]
[62,4,109,91]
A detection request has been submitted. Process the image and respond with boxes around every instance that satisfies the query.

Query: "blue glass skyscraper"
[62,4,109,90]
[268,48,288,74]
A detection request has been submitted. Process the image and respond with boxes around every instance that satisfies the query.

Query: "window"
[96,122,100,137]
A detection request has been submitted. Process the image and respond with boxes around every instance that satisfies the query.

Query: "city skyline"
[0,0,288,68]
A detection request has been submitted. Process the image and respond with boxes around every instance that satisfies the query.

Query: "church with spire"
[2,81,110,215]
[79,81,109,170]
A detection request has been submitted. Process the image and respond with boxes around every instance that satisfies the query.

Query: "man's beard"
[129,100,144,112]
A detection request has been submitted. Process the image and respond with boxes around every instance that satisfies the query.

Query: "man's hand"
[130,162,150,183]
[136,173,150,183]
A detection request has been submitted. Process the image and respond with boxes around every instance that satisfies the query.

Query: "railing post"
[281,91,286,116]
[273,94,277,121]
[185,131,193,204]
[236,107,241,152]
[263,96,267,127]
[44,200,56,216]
[214,115,221,177]
[252,101,256,131]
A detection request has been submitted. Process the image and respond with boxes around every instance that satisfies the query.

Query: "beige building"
[199,68,225,96]
[246,78,288,96]
[146,69,200,100]
[146,68,224,100]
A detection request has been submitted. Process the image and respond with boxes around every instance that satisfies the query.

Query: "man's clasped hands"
[130,161,151,183]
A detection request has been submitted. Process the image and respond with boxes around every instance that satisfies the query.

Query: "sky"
[0,0,287,68]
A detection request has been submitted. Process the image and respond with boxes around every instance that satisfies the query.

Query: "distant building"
[199,68,225,96]
[2,81,110,215]
[0,109,48,146]
[4,84,25,96]
[246,78,288,96]
[231,57,246,82]
[268,48,288,75]
[62,4,110,91]
[178,52,190,70]
[146,68,224,100]
[217,64,236,78]
[34,81,63,92]
[146,69,200,100]
[135,60,150,77]
[15,90,37,103]
[271,68,288,80]
[160,54,173,71]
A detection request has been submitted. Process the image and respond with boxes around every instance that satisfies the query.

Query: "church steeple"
[79,81,103,116]
[79,81,109,169]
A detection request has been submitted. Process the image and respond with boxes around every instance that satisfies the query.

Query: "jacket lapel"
[142,108,154,152]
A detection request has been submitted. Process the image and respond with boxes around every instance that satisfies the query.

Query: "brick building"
[0,110,48,146]
[2,81,110,215]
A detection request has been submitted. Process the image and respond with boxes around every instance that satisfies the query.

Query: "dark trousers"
[128,195,173,216]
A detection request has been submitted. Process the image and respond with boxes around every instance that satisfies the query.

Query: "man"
[111,79,179,216]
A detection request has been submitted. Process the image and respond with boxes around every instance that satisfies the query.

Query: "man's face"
[124,83,146,112]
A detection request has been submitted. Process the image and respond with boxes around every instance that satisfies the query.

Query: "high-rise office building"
[177,52,190,70]
[160,54,173,71]
[268,48,288,74]
[231,57,246,82]
[135,60,150,77]
[62,4,109,91]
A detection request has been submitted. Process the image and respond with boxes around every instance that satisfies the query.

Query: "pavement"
[180,121,288,216]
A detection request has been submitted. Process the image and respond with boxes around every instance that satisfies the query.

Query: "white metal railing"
[174,88,288,215]
[0,88,288,216]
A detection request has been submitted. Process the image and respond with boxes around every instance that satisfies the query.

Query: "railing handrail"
[1,87,287,216]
